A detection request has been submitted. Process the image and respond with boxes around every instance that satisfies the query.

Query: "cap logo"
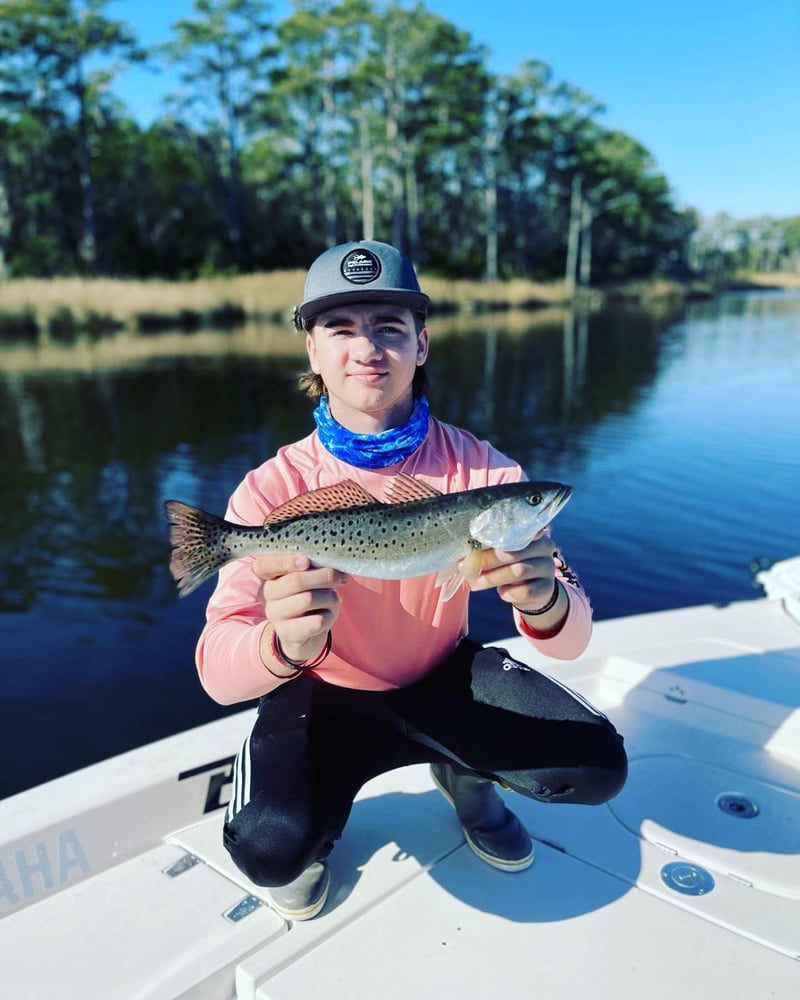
[341,248,382,285]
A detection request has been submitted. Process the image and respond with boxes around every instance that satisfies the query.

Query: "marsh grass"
[422,275,570,312]
[0,271,306,341]
[3,267,785,347]
[732,270,800,289]
[0,270,575,342]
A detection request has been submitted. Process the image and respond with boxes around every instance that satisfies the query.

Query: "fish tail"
[165,500,235,597]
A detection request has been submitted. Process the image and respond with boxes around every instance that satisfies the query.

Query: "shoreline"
[0,271,796,349]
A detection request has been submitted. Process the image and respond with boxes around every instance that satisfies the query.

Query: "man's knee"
[223,816,321,887]
[582,732,628,804]
[499,725,628,805]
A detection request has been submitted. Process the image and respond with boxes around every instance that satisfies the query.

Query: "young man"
[196,240,627,921]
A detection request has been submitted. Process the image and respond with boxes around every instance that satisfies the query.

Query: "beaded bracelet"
[269,630,332,673]
[514,580,561,617]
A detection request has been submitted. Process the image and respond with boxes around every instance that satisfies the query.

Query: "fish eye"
[528,492,543,506]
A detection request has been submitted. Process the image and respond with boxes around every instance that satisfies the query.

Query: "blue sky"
[108,0,800,220]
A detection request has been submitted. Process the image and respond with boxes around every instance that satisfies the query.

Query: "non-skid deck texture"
[250,839,797,1000]
[0,840,285,1000]
[3,600,799,999]
[239,600,800,998]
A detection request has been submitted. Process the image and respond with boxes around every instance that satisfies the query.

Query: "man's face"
[306,302,429,432]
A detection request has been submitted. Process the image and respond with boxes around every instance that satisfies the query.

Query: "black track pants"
[223,639,627,887]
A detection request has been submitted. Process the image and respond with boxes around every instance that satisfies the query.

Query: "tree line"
[689,213,800,277]
[0,0,795,284]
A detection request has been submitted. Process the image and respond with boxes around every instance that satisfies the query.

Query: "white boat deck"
[2,594,800,999]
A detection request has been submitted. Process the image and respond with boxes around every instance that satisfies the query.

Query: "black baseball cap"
[297,241,430,324]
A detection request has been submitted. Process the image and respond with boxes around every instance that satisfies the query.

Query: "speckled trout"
[165,474,571,599]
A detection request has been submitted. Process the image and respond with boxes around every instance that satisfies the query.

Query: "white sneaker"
[431,762,534,872]
[268,861,330,921]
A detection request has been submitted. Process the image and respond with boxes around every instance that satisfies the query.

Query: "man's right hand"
[253,554,347,669]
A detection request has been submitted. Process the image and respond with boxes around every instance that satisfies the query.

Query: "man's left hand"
[468,533,568,632]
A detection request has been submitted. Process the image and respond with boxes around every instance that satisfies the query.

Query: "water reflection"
[426,299,684,475]
[1,292,798,797]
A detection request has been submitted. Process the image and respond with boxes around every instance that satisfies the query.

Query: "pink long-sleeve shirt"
[196,417,592,705]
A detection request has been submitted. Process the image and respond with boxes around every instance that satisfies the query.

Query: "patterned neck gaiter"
[313,395,430,469]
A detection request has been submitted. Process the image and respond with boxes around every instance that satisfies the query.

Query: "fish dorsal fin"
[264,480,380,525]
[383,473,442,505]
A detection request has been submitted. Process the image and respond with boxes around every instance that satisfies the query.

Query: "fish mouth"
[549,484,573,519]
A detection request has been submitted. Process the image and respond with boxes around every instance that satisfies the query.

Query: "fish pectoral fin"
[436,565,467,602]
[383,473,442,504]
[264,480,380,525]
[435,544,483,602]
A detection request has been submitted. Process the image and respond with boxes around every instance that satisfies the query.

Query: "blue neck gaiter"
[313,395,430,469]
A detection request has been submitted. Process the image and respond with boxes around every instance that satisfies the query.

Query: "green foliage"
[0,0,146,272]
[2,0,779,283]
[689,213,800,274]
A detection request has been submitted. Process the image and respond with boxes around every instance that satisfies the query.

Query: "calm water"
[1,290,799,799]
